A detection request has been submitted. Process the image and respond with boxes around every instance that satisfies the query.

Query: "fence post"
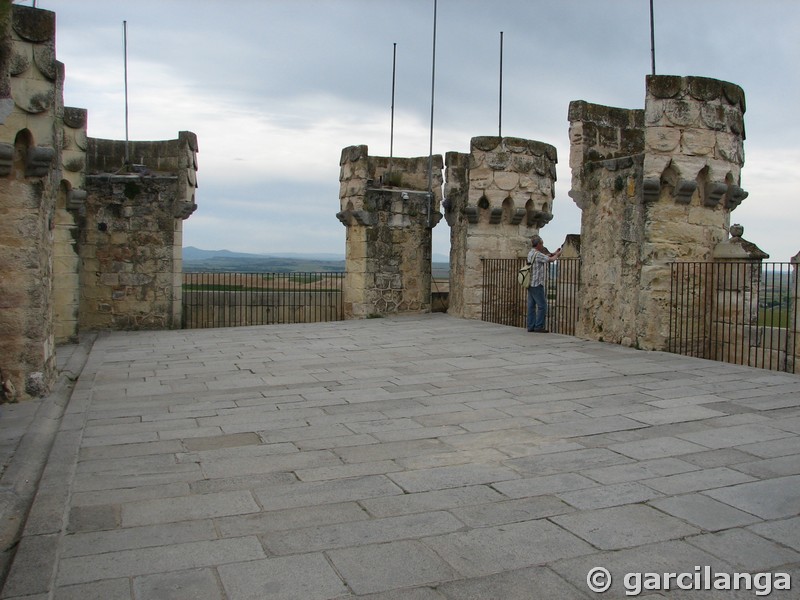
[791,252,800,373]
[711,225,768,368]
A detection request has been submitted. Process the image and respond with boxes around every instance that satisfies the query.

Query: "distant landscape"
[183,247,450,278]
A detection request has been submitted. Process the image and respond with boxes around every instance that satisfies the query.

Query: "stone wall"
[0,5,61,400]
[79,135,198,331]
[53,107,87,343]
[567,101,645,345]
[0,4,197,401]
[337,145,442,318]
[444,137,558,320]
[569,75,749,350]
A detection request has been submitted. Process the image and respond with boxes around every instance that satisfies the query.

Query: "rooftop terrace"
[1,314,798,598]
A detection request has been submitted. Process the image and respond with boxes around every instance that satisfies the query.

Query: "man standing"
[527,235,561,333]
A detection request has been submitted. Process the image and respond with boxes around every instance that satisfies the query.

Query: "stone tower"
[0,4,198,402]
[568,75,749,349]
[337,145,442,318]
[79,134,198,332]
[444,136,557,319]
[0,5,62,400]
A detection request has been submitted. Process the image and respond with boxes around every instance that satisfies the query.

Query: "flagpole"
[123,20,130,165]
[427,0,437,227]
[390,42,396,176]
[498,31,504,137]
[650,0,656,75]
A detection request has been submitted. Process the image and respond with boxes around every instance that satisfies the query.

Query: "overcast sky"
[29,0,800,261]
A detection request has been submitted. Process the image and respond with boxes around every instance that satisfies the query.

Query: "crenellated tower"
[569,75,751,349]
[0,4,198,401]
[444,136,557,319]
[337,145,442,318]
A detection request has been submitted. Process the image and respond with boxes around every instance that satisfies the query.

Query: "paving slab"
[0,314,798,599]
[216,553,348,600]
[687,528,800,571]
[328,540,459,595]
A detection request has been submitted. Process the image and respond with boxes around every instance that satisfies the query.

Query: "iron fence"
[669,262,798,373]
[480,258,581,335]
[182,272,344,329]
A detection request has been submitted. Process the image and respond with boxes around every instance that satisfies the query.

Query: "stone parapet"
[643,75,746,207]
[568,75,752,351]
[1,4,198,401]
[445,136,557,320]
[0,5,61,401]
[79,133,198,331]
[338,145,442,319]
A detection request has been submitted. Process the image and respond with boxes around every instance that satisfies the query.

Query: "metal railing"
[480,258,581,335]
[669,262,798,373]
[182,272,344,329]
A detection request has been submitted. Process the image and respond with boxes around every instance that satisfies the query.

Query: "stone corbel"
[510,208,526,225]
[25,146,55,178]
[704,182,728,208]
[174,200,198,220]
[489,208,502,224]
[67,188,86,211]
[528,210,553,228]
[0,143,13,177]
[568,189,585,210]
[642,178,660,203]
[673,179,697,204]
[464,206,479,224]
[428,212,443,228]
[725,185,748,210]
[336,209,372,226]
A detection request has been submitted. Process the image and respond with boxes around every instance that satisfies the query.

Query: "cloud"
[37,0,799,261]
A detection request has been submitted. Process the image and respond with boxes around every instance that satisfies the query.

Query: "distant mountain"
[182,247,345,261]
[183,247,450,263]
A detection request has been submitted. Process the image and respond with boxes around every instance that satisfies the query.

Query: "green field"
[759,307,794,328]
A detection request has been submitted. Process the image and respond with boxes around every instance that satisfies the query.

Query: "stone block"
[645,126,680,153]
[261,511,463,554]
[121,490,260,527]
[328,540,458,595]
[688,529,800,571]
[423,519,594,577]
[56,538,266,587]
[551,504,699,550]
[133,568,224,600]
[681,128,715,156]
[649,493,761,532]
[705,475,800,519]
[217,553,348,600]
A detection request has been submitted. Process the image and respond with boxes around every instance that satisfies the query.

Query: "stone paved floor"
[1,314,799,599]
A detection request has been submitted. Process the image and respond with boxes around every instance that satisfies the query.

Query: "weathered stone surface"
[446,136,557,320]
[1,6,198,400]
[569,74,750,351]
[339,147,442,318]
